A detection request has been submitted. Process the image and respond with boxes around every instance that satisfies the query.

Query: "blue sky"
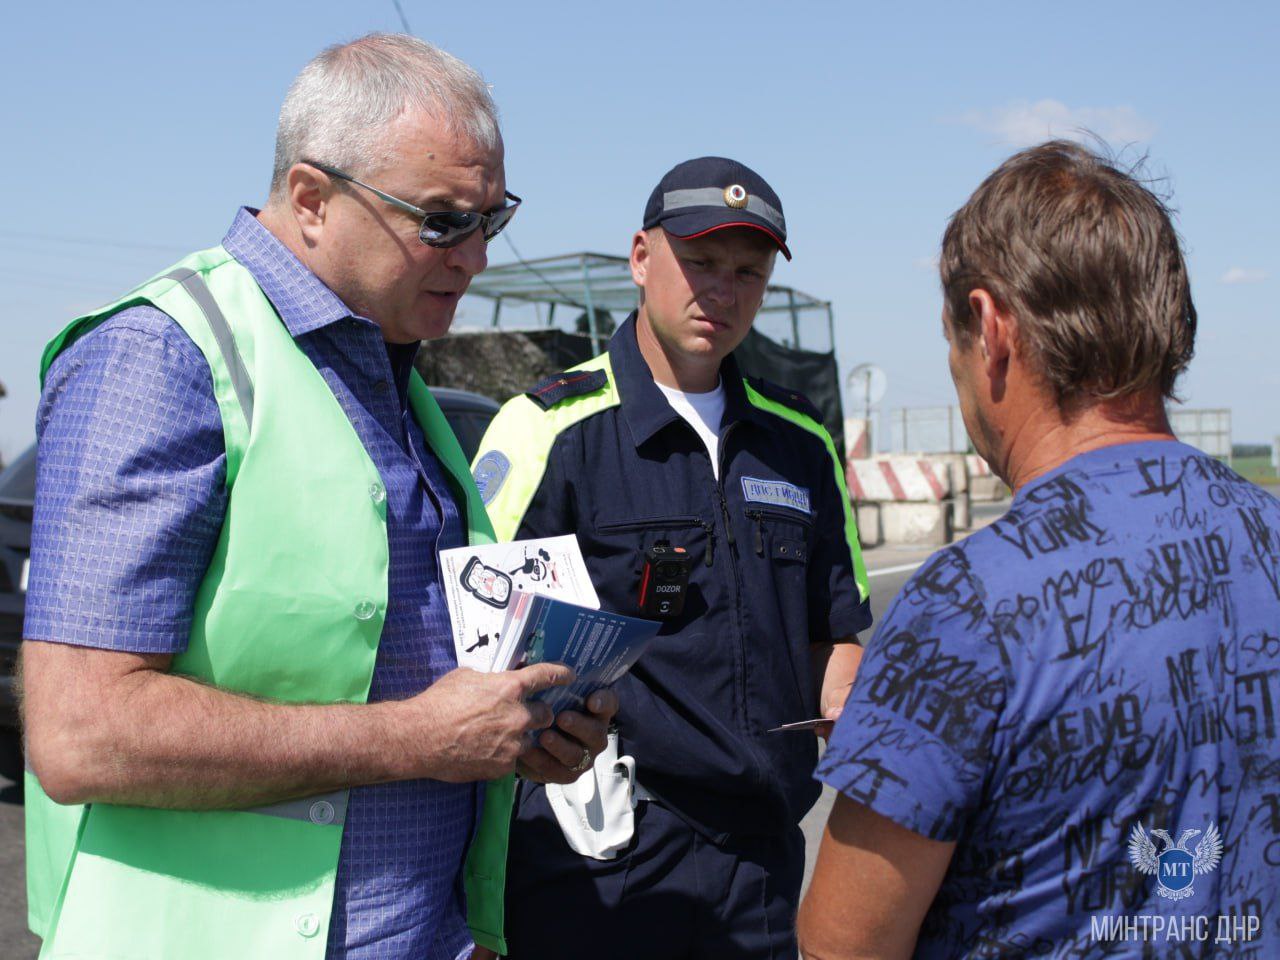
[2,0,1276,462]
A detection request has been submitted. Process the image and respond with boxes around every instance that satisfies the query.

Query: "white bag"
[545,730,637,860]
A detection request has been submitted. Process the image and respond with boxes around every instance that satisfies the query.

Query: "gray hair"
[269,33,501,200]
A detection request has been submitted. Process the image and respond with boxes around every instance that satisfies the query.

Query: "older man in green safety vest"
[20,34,615,959]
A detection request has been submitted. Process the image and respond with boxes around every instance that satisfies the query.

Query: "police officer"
[473,157,872,959]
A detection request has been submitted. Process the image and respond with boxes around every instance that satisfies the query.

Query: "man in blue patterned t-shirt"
[799,141,1280,959]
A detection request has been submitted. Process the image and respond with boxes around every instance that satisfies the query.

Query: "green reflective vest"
[25,245,513,958]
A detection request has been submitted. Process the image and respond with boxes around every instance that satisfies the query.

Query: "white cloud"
[957,99,1156,148]
[1220,267,1268,285]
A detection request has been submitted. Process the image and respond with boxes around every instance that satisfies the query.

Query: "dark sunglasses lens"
[420,212,481,247]
[482,205,518,242]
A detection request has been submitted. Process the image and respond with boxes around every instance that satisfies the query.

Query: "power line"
[0,229,188,255]
[500,232,587,310]
[0,267,123,296]
[0,240,180,271]
[391,0,413,34]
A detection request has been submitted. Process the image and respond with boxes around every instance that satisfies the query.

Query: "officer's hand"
[815,642,862,741]
[410,663,574,783]
[516,688,619,785]
[813,696,847,743]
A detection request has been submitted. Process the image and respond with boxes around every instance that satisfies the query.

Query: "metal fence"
[1168,408,1232,461]
[887,406,970,454]
[881,404,1237,461]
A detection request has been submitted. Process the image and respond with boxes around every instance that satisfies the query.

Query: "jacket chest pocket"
[591,515,712,618]
[595,516,714,566]
[742,508,813,564]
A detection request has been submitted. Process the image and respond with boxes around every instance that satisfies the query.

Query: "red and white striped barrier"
[843,417,871,460]
[846,457,953,503]
[965,454,994,478]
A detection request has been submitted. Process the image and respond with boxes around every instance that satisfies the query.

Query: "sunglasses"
[306,161,521,248]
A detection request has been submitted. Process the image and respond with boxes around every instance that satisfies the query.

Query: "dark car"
[0,386,499,781]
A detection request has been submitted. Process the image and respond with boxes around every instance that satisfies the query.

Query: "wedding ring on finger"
[570,747,592,774]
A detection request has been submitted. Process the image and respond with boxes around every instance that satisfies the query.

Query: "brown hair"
[940,140,1196,407]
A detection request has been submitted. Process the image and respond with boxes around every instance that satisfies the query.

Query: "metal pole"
[547,302,556,328]
[864,370,873,455]
[826,303,835,353]
[580,255,601,353]
[490,296,502,328]
[787,289,799,348]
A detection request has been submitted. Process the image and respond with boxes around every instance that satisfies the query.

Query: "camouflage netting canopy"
[417,326,848,461]
[418,253,849,458]
[414,329,595,404]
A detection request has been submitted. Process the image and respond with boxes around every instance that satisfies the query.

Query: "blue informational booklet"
[496,589,660,714]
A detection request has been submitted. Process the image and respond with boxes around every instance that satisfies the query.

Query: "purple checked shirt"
[26,208,476,960]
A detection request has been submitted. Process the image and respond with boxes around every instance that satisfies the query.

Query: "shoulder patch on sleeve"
[525,368,610,410]
[745,377,823,423]
[471,449,512,506]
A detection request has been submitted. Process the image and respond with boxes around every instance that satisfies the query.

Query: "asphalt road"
[0,771,34,959]
[798,548,934,896]
[0,512,1000,957]
[800,501,1011,892]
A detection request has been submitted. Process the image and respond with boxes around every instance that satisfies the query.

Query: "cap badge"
[723,184,748,209]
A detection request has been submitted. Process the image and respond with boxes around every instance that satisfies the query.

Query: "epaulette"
[746,376,824,423]
[525,368,610,410]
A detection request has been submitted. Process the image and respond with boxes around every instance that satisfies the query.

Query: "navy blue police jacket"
[474,314,872,840]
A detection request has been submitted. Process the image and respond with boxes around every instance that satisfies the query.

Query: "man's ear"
[286,163,332,246]
[967,288,1013,380]
[629,229,652,288]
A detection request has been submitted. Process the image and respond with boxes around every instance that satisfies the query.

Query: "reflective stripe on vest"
[472,352,618,542]
[27,246,511,959]
[162,268,256,427]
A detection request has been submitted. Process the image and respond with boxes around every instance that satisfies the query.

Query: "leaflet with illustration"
[440,534,601,671]
[496,590,660,714]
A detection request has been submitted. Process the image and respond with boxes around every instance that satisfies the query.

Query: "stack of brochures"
[440,535,660,712]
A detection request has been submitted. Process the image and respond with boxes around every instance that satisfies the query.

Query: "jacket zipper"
[714,422,750,732]
[596,516,718,568]
[597,515,703,531]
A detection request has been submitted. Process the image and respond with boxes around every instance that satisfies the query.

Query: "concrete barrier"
[848,457,953,502]
[855,502,882,548]
[965,454,993,478]
[964,455,1007,502]
[844,417,872,460]
[970,475,1007,502]
[931,455,971,529]
[880,501,953,547]
[847,457,958,544]
[937,454,969,495]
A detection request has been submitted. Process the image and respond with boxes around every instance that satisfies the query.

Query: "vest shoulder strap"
[475,354,617,541]
[41,247,254,483]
